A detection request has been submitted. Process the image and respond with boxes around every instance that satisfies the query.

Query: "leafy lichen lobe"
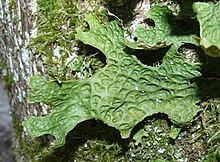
[24,13,201,150]
[193,1,220,57]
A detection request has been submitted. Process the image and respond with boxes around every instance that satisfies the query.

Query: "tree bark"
[0,0,47,161]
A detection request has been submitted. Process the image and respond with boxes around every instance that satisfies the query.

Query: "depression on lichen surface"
[24,13,201,149]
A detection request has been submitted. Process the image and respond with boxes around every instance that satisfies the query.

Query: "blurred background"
[0,81,15,161]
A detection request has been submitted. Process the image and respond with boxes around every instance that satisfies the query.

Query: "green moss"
[0,57,3,70]
[0,61,4,82]
[8,0,19,26]
[2,74,13,91]
[12,115,54,162]
[0,57,13,91]
[73,140,127,162]
[11,115,23,161]
[12,115,36,161]
[9,0,15,15]
[28,0,79,81]
[127,118,177,161]
[201,99,220,162]
[29,0,108,82]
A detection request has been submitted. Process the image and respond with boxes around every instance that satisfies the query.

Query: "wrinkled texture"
[128,5,198,49]
[193,2,220,57]
[24,14,201,148]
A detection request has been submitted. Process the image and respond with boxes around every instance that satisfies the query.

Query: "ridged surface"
[193,2,220,57]
[24,14,201,148]
[130,5,198,49]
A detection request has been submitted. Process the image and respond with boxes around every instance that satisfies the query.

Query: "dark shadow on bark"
[177,42,220,102]
[78,43,107,66]
[104,0,218,26]
[162,6,199,37]
[178,43,206,63]
[173,0,218,18]
[40,114,173,162]
[126,46,170,67]
[148,0,217,38]
[130,113,171,139]
[195,56,220,100]
[104,0,144,24]
[40,119,129,162]
[71,43,107,79]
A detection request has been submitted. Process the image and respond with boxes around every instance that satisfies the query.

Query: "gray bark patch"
[0,82,15,162]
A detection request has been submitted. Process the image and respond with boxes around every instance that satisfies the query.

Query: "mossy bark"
[0,0,48,161]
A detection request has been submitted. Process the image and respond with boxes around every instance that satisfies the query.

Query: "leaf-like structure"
[24,14,201,148]
[128,5,198,49]
[193,2,220,57]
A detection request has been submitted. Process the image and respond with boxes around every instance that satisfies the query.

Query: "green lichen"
[127,5,198,50]
[24,14,201,154]
[193,1,220,57]
[23,1,220,161]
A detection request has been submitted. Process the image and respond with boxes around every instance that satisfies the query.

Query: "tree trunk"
[0,0,47,161]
